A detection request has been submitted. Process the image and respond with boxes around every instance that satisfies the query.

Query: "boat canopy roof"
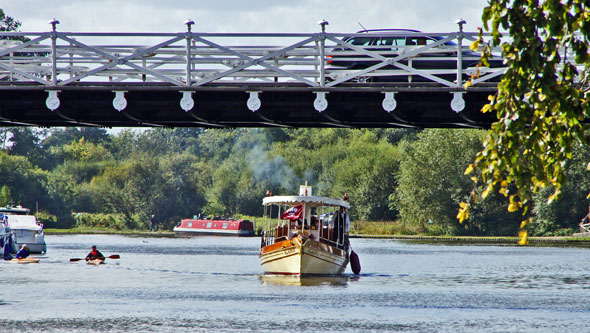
[0,206,30,215]
[262,195,350,209]
[6,215,41,230]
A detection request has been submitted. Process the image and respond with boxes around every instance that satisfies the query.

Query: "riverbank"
[44,228,176,238]
[350,234,590,244]
[44,228,590,244]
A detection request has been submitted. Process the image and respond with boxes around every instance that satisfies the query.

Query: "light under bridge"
[0,20,531,128]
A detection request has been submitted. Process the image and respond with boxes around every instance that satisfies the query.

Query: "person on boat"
[85,245,105,261]
[15,244,30,259]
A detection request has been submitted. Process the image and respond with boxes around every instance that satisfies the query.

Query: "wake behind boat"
[259,184,360,276]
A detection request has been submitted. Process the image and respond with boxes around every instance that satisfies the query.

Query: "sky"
[3,0,490,34]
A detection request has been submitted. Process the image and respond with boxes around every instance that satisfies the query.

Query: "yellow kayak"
[86,259,105,265]
[10,258,40,264]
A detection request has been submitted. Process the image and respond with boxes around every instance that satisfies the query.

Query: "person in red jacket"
[85,245,105,261]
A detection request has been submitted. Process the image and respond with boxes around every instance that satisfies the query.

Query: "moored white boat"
[259,184,359,276]
[0,206,46,254]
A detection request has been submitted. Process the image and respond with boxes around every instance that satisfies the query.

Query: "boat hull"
[13,237,46,254]
[174,219,255,237]
[174,228,254,237]
[259,237,348,275]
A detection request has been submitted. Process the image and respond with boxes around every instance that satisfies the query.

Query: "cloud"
[3,0,489,33]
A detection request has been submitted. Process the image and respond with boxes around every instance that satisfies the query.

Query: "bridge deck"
[0,28,578,127]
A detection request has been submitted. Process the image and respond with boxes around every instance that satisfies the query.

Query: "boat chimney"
[299,183,312,196]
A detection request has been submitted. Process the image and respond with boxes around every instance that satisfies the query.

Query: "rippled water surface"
[2,235,590,332]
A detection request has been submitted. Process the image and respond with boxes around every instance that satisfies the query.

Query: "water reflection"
[259,274,351,286]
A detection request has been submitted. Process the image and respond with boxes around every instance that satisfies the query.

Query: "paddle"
[69,254,120,262]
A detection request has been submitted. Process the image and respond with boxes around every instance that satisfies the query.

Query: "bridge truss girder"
[0,83,498,128]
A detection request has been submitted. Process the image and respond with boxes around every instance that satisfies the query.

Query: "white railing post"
[49,19,60,86]
[317,19,329,87]
[455,18,466,88]
[184,19,195,86]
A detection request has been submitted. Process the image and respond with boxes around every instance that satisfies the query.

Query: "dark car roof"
[347,29,457,46]
[356,28,421,34]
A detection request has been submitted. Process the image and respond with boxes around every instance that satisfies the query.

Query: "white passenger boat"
[259,184,360,276]
[0,206,46,254]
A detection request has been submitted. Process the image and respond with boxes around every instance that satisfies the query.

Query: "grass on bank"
[44,221,590,243]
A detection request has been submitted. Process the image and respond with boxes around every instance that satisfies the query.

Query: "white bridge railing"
[0,24,507,91]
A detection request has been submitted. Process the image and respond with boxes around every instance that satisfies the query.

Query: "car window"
[345,37,373,46]
[374,37,405,51]
[405,37,437,46]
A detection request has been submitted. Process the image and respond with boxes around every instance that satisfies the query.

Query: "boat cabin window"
[222,223,228,229]
[206,222,212,228]
[187,222,192,228]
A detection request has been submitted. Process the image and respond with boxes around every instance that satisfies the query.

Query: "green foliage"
[393,129,517,235]
[6,127,49,168]
[350,220,420,235]
[0,151,49,209]
[0,120,586,236]
[0,9,21,33]
[72,212,138,230]
[463,1,590,239]
[0,185,11,206]
[531,142,590,236]
[36,211,57,227]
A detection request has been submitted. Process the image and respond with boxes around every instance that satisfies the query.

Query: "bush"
[72,212,136,230]
[36,211,57,227]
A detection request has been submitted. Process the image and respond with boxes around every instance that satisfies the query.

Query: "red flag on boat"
[281,204,302,220]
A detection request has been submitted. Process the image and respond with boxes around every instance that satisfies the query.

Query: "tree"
[531,140,590,235]
[6,127,48,168]
[0,9,21,33]
[394,129,492,234]
[0,185,11,206]
[460,1,590,243]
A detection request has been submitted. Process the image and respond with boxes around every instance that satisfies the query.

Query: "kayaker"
[85,245,105,261]
[15,244,30,259]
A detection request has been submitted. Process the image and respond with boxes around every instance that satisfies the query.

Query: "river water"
[1,234,590,332]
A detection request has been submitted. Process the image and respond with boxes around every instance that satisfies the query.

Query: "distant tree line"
[0,127,587,236]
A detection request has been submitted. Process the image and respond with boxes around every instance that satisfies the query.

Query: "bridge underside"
[0,84,498,128]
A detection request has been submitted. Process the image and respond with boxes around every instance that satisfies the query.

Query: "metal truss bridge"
[0,20,553,128]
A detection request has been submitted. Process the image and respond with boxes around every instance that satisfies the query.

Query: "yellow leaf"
[464,81,472,89]
[464,164,474,175]
[508,202,519,212]
[457,203,470,223]
[518,230,529,245]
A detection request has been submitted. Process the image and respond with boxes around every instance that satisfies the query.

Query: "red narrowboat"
[174,218,255,237]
